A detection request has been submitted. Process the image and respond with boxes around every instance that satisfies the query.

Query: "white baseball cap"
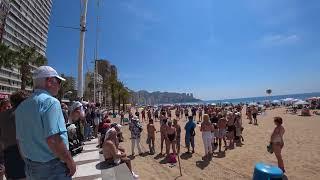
[70,101,83,112]
[32,66,66,81]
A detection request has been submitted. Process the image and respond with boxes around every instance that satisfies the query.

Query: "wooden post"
[177,153,182,176]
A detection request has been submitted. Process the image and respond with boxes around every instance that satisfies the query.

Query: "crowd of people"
[133,104,246,160]
[0,65,287,180]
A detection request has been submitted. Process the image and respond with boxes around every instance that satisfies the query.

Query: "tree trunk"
[111,90,115,114]
[122,97,126,112]
[20,64,28,90]
[118,93,121,113]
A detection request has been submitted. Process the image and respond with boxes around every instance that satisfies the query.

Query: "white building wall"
[0,0,52,96]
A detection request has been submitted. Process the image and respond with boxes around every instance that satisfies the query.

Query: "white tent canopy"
[272,100,281,104]
[294,100,309,105]
[282,98,295,102]
[249,102,257,106]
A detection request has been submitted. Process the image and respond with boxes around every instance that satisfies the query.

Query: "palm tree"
[121,87,131,111]
[116,81,124,112]
[15,46,47,90]
[102,78,109,107]
[0,43,16,69]
[109,72,117,114]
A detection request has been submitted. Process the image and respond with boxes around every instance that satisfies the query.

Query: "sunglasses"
[47,77,62,85]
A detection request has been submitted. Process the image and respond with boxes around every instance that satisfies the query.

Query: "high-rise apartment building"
[0,0,52,99]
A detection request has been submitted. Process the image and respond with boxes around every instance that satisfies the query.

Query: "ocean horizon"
[203,92,320,105]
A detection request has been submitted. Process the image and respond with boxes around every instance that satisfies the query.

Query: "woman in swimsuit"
[200,114,213,158]
[271,117,285,173]
[166,121,177,157]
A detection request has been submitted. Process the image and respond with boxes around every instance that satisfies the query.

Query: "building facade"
[0,0,52,98]
[84,72,103,103]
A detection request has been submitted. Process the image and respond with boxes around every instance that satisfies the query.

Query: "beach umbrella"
[308,97,320,101]
[294,100,309,105]
[249,102,257,106]
[283,98,294,102]
[222,102,230,104]
[272,100,280,104]
[211,103,217,106]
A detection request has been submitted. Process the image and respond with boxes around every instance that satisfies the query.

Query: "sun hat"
[105,128,117,139]
[32,66,66,81]
[70,101,84,114]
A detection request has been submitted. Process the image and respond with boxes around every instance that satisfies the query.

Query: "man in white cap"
[129,116,143,156]
[15,66,76,179]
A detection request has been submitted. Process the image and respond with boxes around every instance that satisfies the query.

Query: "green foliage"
[15,46,47,90]
[0,43,16,69]
[0,43,47,90]
[58,74,77,101]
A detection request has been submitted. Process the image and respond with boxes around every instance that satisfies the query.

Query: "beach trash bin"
[253,163,283,180]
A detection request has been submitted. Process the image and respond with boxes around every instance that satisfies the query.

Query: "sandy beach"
[113,107,320,180]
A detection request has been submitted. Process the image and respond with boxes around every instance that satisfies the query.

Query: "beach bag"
[190,128,196,136]
[146,137,151,144]
[168,154,177,164]
[267,143,273,154]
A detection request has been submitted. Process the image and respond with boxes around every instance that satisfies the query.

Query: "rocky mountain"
[131,90,201,105]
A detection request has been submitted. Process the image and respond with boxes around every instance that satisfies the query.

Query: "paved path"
[73,138,103,180]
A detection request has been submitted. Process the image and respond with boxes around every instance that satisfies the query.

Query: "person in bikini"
[251,106,258,125]
[147,119,156,154]
[270,117,286,173]
[226,112,235,148]
[142,109,146,122]
[200,114,213,159]
[247,106,252,124]
[160,119,168,155]
[103,128,139,179]
[166,121,177,157]
[175,108,180,119]
[173,119,181,154]
[217,117,227,152]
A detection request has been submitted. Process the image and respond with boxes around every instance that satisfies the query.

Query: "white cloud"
[261,34,300,46]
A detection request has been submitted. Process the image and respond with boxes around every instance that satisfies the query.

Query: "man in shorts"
[103,128,139,179]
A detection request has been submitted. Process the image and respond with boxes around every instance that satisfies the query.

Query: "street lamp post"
[77,0,88,99]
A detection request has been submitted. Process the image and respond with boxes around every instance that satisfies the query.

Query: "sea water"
[205,92,320,105]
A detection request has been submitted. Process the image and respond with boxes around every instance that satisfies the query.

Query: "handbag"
[146,137,151,144]
[267,143,273,154]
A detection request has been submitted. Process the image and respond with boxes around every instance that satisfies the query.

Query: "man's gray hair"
[33,78,46,89]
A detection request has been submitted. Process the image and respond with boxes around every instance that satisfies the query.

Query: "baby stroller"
[66,123,83,156]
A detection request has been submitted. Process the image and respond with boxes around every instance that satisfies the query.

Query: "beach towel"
[168,154,177,164]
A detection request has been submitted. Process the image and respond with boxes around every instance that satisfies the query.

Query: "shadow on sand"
[212,151,226,158]
[282,174,289,180]
[196,156,212,170]
[154,153,165,160]
[180,152,192,160]
[95,161,116,170]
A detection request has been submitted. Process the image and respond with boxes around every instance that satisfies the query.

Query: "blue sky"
[46,0,320,100]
